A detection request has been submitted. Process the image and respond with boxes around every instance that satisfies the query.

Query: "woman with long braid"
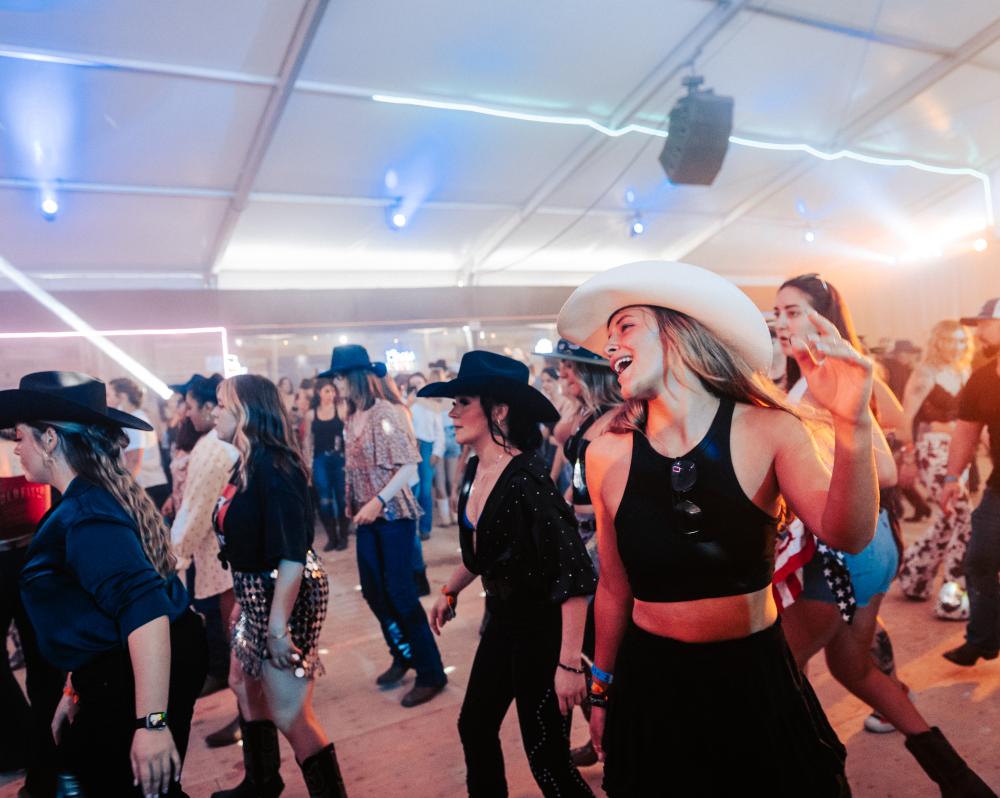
[3,371,207,797]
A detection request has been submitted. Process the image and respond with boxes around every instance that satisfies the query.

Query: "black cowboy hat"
[535,338,610,367]
[0,371,153,431]
[891,339,921,355]
[417,351,559,423]
[168,373,207,396]
[317,345,387,378]
[961,297,1000,326]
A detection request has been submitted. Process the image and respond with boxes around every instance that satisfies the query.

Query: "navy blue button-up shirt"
[20,477,188,671]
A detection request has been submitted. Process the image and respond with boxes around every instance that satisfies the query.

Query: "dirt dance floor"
[3,514,999,797]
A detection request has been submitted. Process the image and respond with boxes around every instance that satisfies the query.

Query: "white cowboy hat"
[556,260,772,374]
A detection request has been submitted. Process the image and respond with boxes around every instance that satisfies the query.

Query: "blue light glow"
[371,93,995,227]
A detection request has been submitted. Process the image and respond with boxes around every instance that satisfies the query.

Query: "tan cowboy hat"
[556,260,772,374]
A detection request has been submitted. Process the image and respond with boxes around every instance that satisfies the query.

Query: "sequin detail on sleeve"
[517,473,598,603]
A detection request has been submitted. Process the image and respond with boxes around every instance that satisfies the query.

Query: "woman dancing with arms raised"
[559,261,872,797]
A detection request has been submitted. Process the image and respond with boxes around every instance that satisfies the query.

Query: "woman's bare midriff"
[631,584,778,643]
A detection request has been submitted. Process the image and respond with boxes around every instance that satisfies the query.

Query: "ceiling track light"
[386,198,407,231]
[629,213,645,237]
[40,195,58,221]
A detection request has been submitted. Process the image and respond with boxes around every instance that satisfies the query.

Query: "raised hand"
[789,308,873,425]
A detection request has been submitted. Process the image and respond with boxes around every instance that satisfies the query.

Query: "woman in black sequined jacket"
[422,351,597,798]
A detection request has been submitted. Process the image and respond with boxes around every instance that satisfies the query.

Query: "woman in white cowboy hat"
[556,260,879,796]
[2,371,208,798]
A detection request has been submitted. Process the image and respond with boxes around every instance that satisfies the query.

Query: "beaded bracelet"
[590,664,614,685]
[557,661,586,675]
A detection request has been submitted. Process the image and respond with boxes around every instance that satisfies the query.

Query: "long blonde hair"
[30,420,176,578]
[923,320,973,371]
[566,359,622,416]
[217,375,309,491]
[610,306,797,434]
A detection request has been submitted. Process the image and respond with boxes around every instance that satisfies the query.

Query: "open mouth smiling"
[612,356,633,375]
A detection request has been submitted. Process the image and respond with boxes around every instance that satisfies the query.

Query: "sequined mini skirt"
[231,549,329,679]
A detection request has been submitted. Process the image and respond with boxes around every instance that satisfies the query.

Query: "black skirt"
[603,619,849,798]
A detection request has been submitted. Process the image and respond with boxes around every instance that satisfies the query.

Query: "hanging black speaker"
[658,76,734,186]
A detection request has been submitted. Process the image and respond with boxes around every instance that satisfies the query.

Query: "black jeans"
[64,609,208,797]
[457,599,594,798]
[965,487,1000,652]
[0,545,64,796]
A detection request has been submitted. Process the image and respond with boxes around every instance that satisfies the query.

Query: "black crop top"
[614,398,778,602]
[915,383,961,425]
[563,408,609,507]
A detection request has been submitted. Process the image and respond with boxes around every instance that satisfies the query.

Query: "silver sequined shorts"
[231,549,330,679]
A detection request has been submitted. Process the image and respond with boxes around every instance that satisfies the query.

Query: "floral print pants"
[898,433,972,603]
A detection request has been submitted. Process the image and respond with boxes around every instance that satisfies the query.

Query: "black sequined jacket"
[457,449,597,604]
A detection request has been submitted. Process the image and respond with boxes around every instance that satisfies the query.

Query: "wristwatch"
[135,711,168,730]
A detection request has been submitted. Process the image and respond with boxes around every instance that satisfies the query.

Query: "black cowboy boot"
[210,719,284,798]
[334,516,350,551]
[299,743,348,798]
[321,517,338,552]
[904,727,996,797]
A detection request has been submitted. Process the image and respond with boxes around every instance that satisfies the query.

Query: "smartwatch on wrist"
[135,711,168,730]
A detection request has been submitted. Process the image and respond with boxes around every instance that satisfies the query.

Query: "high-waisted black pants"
[65,609,208,797]
[457,598,594,798]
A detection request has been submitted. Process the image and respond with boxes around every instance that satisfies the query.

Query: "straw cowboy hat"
[556,260,772,374]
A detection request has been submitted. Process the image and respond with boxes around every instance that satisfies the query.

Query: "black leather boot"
[321,517,338,552]
[210,719,285,798]
[904,727,996,797]
[334,516,350,551]
[299,743,348,798]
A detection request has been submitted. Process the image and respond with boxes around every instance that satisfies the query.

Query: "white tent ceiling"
[1,0,999,299]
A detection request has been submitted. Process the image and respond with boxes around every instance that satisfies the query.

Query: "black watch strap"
[135,711,168,730]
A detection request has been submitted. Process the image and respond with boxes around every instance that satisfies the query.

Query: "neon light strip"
[0,327,227,339]
[0,257,183,399]
[371,94,668,139]
[371,93,994,226]
[729,136,994,226]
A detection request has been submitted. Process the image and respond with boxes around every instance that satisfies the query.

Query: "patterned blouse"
[344,399,421,521]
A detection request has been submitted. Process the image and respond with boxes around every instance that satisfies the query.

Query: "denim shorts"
[801,508,898,608]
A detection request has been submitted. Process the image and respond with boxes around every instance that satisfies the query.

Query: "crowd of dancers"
[1,261,999,797]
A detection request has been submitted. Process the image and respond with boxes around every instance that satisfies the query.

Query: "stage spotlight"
[630,214,645,237]
[804,230,816,244]
[41,196,58,220]
[973,237,988,252]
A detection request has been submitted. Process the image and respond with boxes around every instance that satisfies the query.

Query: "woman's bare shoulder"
[587,429,633,467]
[734,403,805,445]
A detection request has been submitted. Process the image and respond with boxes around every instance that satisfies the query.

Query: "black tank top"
[563,408,609,507]
[915,383,961,425]
[312,414,344,455]
[614,398,778,602]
